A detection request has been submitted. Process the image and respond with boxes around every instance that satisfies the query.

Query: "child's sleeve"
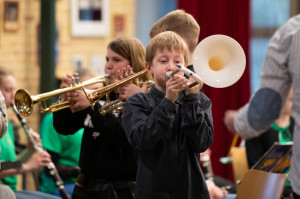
[181,92,214,153]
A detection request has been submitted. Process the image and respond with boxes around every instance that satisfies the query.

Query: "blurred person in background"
[0,67,60,199]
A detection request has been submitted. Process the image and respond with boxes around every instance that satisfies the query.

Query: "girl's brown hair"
[107,37,151,81]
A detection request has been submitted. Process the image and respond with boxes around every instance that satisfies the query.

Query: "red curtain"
[177,0,251,181]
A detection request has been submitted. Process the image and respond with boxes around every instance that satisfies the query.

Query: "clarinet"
[12,105,71,199]
[200,154,214,181]
[200,153,233,191]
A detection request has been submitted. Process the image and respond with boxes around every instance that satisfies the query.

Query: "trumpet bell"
[14,89,34,117]
[193,34,246,88]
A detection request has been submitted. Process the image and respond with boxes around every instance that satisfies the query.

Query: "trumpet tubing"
[85,69,148,108]
[42,100,74,114]
[100,98,125,115]
[99,79,154,115]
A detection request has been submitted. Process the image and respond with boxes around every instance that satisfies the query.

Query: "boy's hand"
[185,78,203,95]
[166,74,188,103]
[206,180,228,199]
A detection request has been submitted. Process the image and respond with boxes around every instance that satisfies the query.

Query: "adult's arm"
[234,16,299,138]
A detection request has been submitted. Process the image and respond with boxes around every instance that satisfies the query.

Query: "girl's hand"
[60,73,78,102]
[68,89,91,111]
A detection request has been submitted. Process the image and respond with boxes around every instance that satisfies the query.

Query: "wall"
[0,0,136,136]
[0,0,136,190]
[56,0,136,78]
[135,0,176,47]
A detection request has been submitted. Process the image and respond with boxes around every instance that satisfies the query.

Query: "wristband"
[0,161,22,171]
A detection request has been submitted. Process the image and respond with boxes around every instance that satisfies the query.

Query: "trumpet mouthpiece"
[165,70,180,80]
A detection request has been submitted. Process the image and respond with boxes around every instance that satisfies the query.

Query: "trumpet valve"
[119,73,123,80]
[129,68,134,75]
[75,76,80,84]
[123,70,128,78]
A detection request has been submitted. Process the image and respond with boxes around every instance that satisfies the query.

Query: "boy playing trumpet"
[122,31,213,199]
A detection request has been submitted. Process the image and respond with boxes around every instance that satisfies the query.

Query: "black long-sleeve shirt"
[53,93,137,181]
[122,86,213,199]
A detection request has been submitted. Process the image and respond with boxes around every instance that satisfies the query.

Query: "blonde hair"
[107,37,151,81]
[149,9,200,53]
[0,67,14,86]
[146,31,189,66]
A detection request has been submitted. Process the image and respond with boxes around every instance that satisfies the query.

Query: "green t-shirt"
[271,122,292,187]
[271,123,292,144]
[0,121,17,191]
[39,113,83,193]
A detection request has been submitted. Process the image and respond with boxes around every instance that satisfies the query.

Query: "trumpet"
[14,69,149,116]
[14,74,108,117]
[192,34,246,88]
[84,69,149,111]
[166,34,246,88]
[100,80,154,115]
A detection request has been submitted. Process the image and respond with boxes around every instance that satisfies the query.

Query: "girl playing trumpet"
[53,37,151,199]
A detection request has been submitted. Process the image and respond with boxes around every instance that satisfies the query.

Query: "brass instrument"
[84,69,149,112]
[100,79,154,115]
[166,34,246,88]
[14,69,148,116]
[14,75,108,117]
[192,34,246,88]
[16,34,245,116]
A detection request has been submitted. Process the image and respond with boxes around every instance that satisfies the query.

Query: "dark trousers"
[72,177,135,199]
[294,192,300,199]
